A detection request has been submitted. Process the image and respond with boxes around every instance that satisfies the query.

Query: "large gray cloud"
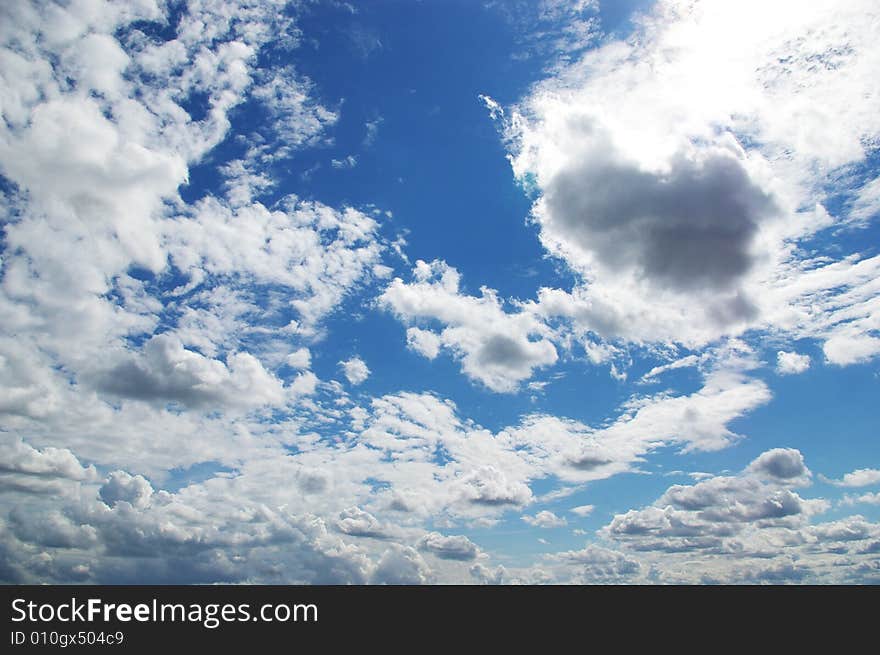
[378,260,558,393]
[542,145,778,294]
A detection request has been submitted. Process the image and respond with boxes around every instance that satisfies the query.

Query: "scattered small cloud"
[776,351,811,375]
[522,510,567,528]
[340,356,370,385]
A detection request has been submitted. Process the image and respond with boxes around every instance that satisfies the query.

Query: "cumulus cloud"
[0,460,384,584]
[371,545,432,585]
[776,351,811,375]
[456,466,533,507]
[99,471,154,509]
[0,0,406,585]
[823,332,880,366]
[570,505,594,517]
[0,0,385,452]
[92,334,285,409]
[603,448,829,555]
[746,448,810,483]
[540,141,777,293]
[640,354,704,383]
[842,492,880,506]
[0,437,96,482]
[340,357,370,386]
[469,562,508,585]
[586,448,880,582]
[336,507,392,538]
[286,348,312,370]
[405,328,442,360]
[825,469,880,488]
[522,510,567,528]
[417,532,479,561]
[656,478,811,524]
[164,197,383,336]
[548,544,641,583]
[346,375,773,526]
[380,260,557,392]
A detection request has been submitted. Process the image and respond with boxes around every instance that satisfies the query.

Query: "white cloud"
[0,443,384,583]
[745,448,810,484]
[547,544,642,583]
[850,176,880,225]
[3,0,878,586]
[0,1,416,585]
[164,197,382,336]
[331,155,358,169]
[219,159,274,207]
[248,64,338,154]
[823,332,880,366]
[491,0,600,63]
[380,260,558,392]
[371,545,432,585]
[767,254,880,367]
[0,0,389,485]
[842,492,880,506]
[776,351,811,375]
[640,354,704,383]
[405,327,442,360]
[363,118,382,147]
[417,532,479,561]
[345,378,772,524]
[0,436,97,494]
[583,449,880,583]
[603,448,829,553]
[0,377,868,584]
[0,436,96,482]
[340,357,370,386]
[336,507,392,538]
[522,510,567,528]
[452,465,532,508]
[478,94,504,121]
[286,348,312,370]
[90,334,285,409]
[826,469,880,488]
[99,471,154,509]
[469,562,508,585]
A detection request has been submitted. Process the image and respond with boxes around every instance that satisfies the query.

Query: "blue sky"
[1,0,879,584]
